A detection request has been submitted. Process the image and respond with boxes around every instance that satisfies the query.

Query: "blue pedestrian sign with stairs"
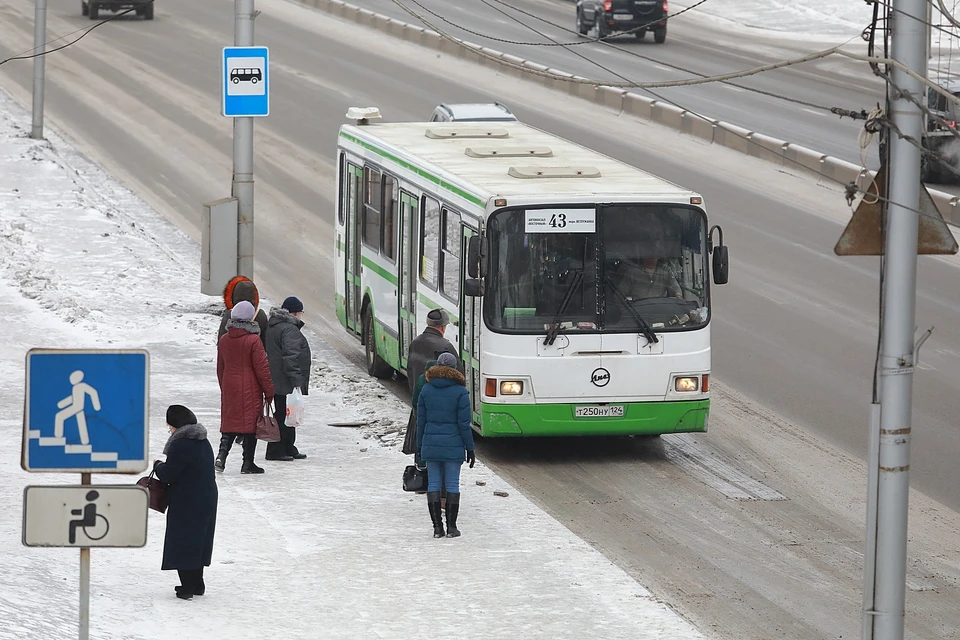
[22,349,150,473]
[222,46,270,117]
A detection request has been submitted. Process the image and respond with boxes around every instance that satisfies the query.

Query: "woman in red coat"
[215,301,274,474]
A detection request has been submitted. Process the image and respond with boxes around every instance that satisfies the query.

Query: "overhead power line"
[0,0,156,67]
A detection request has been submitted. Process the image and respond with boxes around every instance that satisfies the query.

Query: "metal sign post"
[222,0,266,279]
[80,473,90,640]
[31,0,47,140]
[21,348,150,640]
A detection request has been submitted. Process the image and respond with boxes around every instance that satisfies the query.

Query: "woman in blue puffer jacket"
[416,352,476,538]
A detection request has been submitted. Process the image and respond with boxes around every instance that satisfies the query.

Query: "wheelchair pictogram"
[68,490,110,544]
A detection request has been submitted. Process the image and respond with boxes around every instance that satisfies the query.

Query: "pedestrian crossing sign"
[22,349,150,473]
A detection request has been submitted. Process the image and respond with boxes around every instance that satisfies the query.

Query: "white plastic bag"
[286,388,306,427]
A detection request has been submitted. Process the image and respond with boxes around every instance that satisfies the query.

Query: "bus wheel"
[364,312,393,379]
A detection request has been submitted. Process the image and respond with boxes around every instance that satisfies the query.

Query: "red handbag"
[256,402,281,442]
[137,470,169,514]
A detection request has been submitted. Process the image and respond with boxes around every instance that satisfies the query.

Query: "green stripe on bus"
[348,253,461,324]
[417,292,459,324]
[361,256,399,286]
[479,400,710,437]
[340,132,486,207]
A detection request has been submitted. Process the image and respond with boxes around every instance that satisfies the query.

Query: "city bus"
[334,108,729,437]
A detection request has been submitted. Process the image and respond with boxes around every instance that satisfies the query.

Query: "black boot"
[175,570,195,600]
[215,434,233,472]
[175,569,204,597]
[192,568,205,596]
[240,435,264,474]
[427,491,445,538]
[445,492,461,538]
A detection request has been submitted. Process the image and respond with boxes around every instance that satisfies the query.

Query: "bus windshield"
[485,204,710,334]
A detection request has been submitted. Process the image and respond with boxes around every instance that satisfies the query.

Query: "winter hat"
[437,352,458,368]
[232,300,256,322]
[282,296,304,313]
[166,405,197,429]
[426,308,449,327]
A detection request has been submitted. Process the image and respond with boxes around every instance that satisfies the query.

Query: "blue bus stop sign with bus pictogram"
[222,46,270,117]
[22,349,150,473]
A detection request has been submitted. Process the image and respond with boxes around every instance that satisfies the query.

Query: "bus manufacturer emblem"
[590,368,610,387]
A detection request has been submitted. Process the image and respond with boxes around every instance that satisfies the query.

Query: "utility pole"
[867,0,926,638]
[233,0,255,278]
[30,0,47,140]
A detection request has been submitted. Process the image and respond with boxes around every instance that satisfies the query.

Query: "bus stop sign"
[222,46,270,117]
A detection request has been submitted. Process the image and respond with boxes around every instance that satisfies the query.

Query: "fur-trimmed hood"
[226,318,261,335]
[222,276,259,310]
[268,307,304,329]
[425,365,465,386]
[162,422,208,454]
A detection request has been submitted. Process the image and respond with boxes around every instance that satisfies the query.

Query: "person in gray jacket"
[264,296,312,461]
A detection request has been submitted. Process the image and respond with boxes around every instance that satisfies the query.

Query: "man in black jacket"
[264,296,312,461]
[406,309,458,398]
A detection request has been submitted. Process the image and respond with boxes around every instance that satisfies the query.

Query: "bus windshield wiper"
[604,276,659,344]
[544,270,584,346]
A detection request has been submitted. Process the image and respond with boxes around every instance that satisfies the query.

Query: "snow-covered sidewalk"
[0,89,705,639]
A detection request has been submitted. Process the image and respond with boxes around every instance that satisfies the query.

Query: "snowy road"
[1,0,960,637]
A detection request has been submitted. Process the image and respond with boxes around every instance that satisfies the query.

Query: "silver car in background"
[429,103,518,122]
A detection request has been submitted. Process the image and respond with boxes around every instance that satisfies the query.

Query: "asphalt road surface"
[1,0,958,637]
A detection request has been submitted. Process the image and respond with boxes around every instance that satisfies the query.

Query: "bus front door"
[398,191,418,368]
[345,163,363,334]
[460,226,481,422]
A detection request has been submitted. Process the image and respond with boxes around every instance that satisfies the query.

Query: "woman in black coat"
[154,405,219,600]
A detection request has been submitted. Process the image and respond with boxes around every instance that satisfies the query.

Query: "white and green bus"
[334,108,729,437]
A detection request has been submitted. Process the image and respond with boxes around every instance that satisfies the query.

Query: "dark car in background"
[82,0,153,20]
[576,0,668,43]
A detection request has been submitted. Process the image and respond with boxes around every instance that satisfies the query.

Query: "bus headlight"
[500,381,524,395]
[675,376,699,392]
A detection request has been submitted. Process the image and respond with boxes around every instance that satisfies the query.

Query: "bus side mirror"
[467,236,486,278]
[464,278,483,297]
[709,224,729,285]
[712,246,729,285]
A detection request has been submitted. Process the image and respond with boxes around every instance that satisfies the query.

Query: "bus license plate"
[575,405,624,418]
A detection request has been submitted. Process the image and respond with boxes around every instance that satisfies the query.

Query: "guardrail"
[293,0,960,226]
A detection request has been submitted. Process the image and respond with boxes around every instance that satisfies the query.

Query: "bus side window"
[363,167,381,251]
[420,196,441,288]
[441,207,461,301]
[382,175,398,261]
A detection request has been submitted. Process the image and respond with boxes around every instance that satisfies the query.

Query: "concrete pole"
[233,0,255,278]
[870,0,926,638]
[30,0,47,140]
[78,472,91,640]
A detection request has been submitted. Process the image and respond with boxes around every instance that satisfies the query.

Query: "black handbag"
[136,469,169,514]
[402,464,428,492]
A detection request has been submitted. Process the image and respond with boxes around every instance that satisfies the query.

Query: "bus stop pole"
[30,0,47,140]
[79,472,91,640]
[233,0,256,278]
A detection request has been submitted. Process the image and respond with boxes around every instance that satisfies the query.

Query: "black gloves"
[466,450,476,468]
